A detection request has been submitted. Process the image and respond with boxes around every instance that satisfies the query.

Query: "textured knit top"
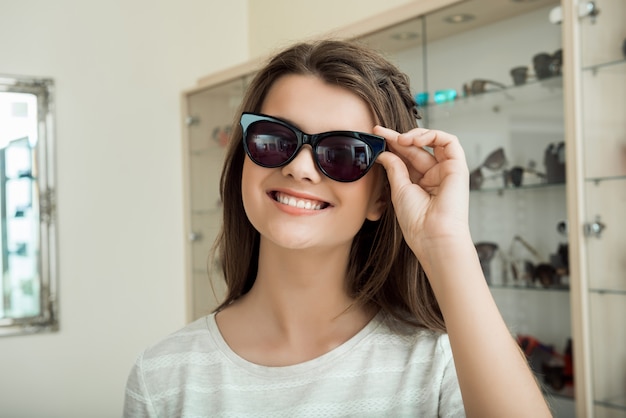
[123,311,466,417]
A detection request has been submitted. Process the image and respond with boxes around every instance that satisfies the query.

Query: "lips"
[270,191,330,210]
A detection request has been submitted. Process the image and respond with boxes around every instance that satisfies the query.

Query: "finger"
[401,128,466,162]
[375,151,414,192]
[375,125,438,174]
[377,125,466,163]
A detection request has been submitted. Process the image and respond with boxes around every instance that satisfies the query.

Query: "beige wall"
[248,0,415,56]
[0,1,247,416]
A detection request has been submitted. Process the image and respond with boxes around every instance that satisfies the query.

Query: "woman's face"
[241,74,385,253]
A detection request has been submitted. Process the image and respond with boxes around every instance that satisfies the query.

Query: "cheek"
[340,179,374,212]
[361,166,387,221]
[241,157,253,185]
[241,158,260,212]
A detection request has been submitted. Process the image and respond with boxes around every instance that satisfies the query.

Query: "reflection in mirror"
[0,75,57,336]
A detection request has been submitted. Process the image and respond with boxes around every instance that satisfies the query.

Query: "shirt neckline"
[206,310,385,378]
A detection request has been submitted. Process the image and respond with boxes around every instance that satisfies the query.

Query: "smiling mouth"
[270,191,330,210]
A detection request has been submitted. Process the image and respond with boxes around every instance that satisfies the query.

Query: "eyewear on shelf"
[510,66,529,86]
[504,165,546,188]
[433,89,458,104]
[240,112,386,183]
[533,49,563,80]
[479,147,507,170]
[463,79,507,96]
[509,235,558,288]
[510,260,558,288]
[415,91,429,106]
[475,241,500,284]
[469,147,507,190]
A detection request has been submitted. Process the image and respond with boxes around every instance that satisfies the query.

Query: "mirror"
[0,75,57,336]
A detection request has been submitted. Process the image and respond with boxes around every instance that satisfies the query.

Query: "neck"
[215,237,377,366]
[248,238,357,327]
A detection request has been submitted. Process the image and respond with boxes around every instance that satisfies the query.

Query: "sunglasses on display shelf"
[469,147,507,190]
[433,89,458,104]
[240,112,386,183]
[470,148,549,189]
[462,79,508,96]
[504,165,546,188]
[509,235,560,288]
[475,241,502,285]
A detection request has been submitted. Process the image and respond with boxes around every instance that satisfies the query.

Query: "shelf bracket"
[583,216,606,238]
[549,1,600,24]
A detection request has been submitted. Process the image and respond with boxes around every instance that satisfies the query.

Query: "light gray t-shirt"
[123,311,465,417]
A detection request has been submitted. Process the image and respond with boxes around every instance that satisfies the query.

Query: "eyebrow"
[263,113,305,132]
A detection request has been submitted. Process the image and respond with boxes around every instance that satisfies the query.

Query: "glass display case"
[359,2,574,415]
[182,75,253,320]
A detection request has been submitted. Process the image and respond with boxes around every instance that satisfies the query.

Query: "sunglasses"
[462,79,507,96]
[240,112,386,182]
[469,147,507,190]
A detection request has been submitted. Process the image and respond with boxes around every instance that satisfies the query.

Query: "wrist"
[411,226,474,261]
[412,229,479,282]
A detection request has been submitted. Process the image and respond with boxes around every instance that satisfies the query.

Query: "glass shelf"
[589,288,626,296]
[490,283,570,292]
[191,207,221,215]
[594,395,626,412]
[585,174,626,184]
[190,147,221,156]
[421,76,563,120]
[471,181,565,194]
[582,57,626,73]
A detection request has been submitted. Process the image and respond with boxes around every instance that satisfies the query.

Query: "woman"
[124,39,551,417]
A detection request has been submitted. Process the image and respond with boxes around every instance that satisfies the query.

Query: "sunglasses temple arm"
[525,166,546,178]
[486,79,515,101]
[491,80,507,90]
[511,235,546,263]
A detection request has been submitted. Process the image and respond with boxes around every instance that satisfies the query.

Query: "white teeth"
[275,192,324,210]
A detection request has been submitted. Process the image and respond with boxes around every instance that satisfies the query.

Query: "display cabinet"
[181,73,253,319]
[563,0,626,416]
[359,2,574,416]
[181,0,625,416]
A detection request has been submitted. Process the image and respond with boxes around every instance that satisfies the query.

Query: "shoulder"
[344,311,455,378]
[373,312,453,357]
[133,314,221,373]
[342,312,463,416]
[124,315,226,416]
[144,315,212,351]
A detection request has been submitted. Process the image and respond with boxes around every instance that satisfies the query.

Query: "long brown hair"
[212,39,445,332]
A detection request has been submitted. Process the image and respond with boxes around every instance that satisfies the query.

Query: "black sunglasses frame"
[240,112,386,182]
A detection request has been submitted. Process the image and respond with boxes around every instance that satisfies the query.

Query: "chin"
[266,232,319,251]
[264,229,352,253]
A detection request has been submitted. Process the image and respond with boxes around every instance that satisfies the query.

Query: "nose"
[281,145,323,183]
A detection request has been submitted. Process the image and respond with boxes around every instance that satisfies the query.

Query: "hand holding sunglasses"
[241,112,386,182]
[373,125,470,256]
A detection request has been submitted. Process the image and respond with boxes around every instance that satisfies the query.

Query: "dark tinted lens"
[316,136,371,181]
[245,121,299,167]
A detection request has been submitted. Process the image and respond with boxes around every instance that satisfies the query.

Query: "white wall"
[0,1,247,416]
[248,0,415,56]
